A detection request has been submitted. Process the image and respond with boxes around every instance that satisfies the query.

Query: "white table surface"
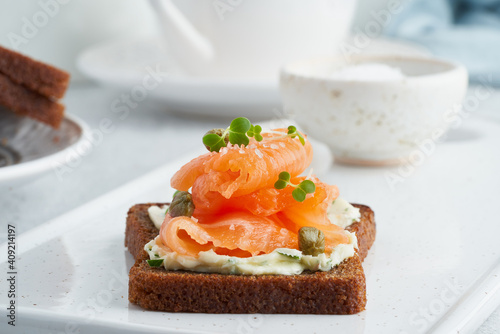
[1,82,499,334]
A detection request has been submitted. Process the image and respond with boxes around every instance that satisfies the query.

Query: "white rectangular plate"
[1,117,499,334]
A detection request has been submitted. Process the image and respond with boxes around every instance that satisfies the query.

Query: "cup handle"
[149,0,214,62]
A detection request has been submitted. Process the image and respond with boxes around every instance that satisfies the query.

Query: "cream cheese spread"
[148,205,169,229]
[327,197,361,228]
[144,231,357,275]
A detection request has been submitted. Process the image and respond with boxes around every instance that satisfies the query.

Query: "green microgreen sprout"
[274,171,316,202]
[247,124,263,142]
[263,125,306,146]
[287,126,306,145]
[202,117,263,152]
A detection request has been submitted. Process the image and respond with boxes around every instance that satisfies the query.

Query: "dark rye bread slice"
[0,45,70,99]
[0,72,65,128]
[125,203,375,314]
[129,254,366,314]
[347,204,376,261]
[125,203,167,262]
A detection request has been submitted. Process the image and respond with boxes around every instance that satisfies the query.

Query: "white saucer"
[0,109,89,187]
[77,35,430,118]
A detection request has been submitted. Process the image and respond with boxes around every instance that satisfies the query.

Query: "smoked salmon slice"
[192,176,339,219]
[160,212,298,258]
[171,130,313,199]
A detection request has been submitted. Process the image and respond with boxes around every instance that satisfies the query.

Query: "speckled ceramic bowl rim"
[280,54,467,83]
[0,114,90,184]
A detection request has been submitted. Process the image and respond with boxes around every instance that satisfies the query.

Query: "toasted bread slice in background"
[125,202,375,314]
[0,45,70,99]
[0,72,65,128]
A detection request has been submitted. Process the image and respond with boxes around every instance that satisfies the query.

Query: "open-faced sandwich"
[125,118,376,314]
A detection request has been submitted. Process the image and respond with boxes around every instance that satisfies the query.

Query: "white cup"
[149,0,357,79]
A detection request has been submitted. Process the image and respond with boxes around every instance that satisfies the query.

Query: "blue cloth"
[384,0,500,85]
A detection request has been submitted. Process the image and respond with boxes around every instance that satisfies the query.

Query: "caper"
[203,128,229,151]
[298,227,325,256]
[169,191,195,218]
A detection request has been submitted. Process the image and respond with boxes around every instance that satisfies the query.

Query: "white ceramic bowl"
[280,55,468,165]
